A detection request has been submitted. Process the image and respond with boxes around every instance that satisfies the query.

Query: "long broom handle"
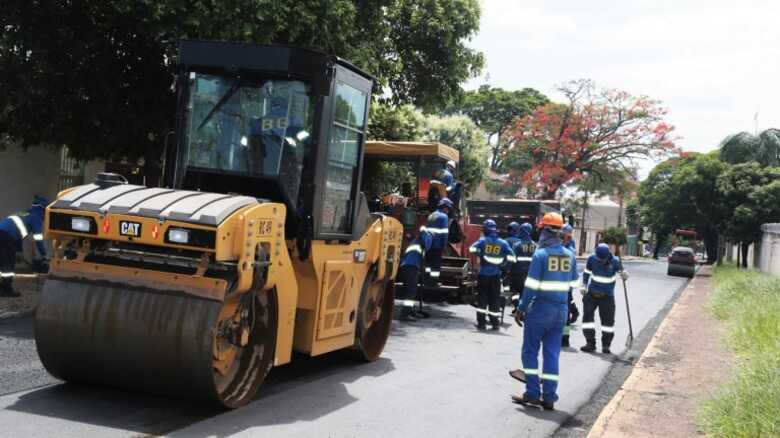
[618,256,635,344]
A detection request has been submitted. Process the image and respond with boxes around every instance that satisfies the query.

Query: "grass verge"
[700,265,780,438]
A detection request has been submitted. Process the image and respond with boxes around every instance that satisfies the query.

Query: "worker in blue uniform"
[505,222,536,306]
[470,219,515,330]
[0,196,49,297]
[561,223,579,347]
[511,212,578,411]
[396,229,433,321]
[580,243,628,354]
[423,197,452,284]
[431,160,461,207]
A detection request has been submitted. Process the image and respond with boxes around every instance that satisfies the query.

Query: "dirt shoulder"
[586,265,732,438]
[0,273,42,317]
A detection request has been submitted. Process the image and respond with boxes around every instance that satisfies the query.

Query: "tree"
[602,226,627,255]
[504,79,677,199]
[716,163,780,267]
[0,0,484,178]
[720,129,780,167]
[638,156,690,260]
[421,114,490,195]
[447,85,549,170]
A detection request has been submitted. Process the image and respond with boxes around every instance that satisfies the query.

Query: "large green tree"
[720,129,780,167]
[1,0,484,178]
[421,114,490,194]
[447,85,549,171]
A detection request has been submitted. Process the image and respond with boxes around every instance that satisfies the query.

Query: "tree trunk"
[704,232,718,265]
[736,243,741,268]
[579,192,589,256]
[652,233,664,260]
[741,241,750,269]
[617,194,624,227]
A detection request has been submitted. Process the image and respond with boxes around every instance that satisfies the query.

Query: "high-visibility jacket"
[506,234,536,274]
[583,254,623,296]
[0,206,46,257]
[518,242,578,312]
[401,230,433,269]
[438,168,455,192]
[424,209,449,250]
[469,233,516,277]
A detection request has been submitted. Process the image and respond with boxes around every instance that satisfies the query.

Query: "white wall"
[758,224,780,277]
[0,144,62,218]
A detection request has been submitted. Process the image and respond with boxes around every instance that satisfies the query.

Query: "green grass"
[700,265,780,438]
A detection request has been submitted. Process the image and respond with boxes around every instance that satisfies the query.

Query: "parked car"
[667,246,696,278]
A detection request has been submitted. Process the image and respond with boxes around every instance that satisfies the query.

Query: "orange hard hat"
[539,212,564,229]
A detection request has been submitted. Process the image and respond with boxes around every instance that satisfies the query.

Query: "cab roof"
[364,141,459,163]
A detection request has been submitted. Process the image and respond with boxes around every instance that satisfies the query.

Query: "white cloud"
[468,0,780,175]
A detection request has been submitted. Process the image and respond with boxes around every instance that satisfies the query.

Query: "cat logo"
[119,221,142,237]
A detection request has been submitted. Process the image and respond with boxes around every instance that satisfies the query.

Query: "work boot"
[511,394,542,407]
[542,399,555,411]
[602,346,611,354]
[0,288,20,298]
[399,307,416,322]
[475,322,486,331]
[580,342,597,353]
[561,335,570,347]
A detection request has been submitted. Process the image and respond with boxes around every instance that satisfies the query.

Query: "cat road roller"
[35,40,403,408]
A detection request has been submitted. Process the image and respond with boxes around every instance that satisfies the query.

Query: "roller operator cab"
[36,41,403,408]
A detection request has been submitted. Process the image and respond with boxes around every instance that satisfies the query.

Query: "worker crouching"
[512,213,578,411]
[580,243,628,354]
[470,219,516,330]
[0,196,49,297]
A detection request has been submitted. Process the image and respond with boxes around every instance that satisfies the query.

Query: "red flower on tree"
[503,80,678,199]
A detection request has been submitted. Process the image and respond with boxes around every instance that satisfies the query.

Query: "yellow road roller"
[35,40,402,408]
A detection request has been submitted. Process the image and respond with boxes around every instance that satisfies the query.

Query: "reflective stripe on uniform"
[33,233,44,241]
[469,246,478,253]
[475,308,502,317]
[429,271,440,278]
[9,216,28,239]
[483,255,505,265]
[523,369,540,375]
[601,325,615,333]
[570,280,580,288]
[590,274,617,284]
[524,277,570,292]
[516,256,532,262]
[581,322,596,329]
[426,227,448,234]
[425,267,432,273]
[584,269,593,275]
[0,272,15,278]
[405,244,422,254]
[506,255,517,263]
[394,299,417,307]
[541,373,559,381]
[502,285,510,292]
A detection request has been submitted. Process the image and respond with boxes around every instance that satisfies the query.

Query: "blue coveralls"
[0,205,47,292]
[470,233,516,327]
[517,230,579,402]
[433,167,461,206]
[505,231,536,304]
[423,208,449,281]
[563,239,577,338]
[581,254,624,348]
[397,230,433,310]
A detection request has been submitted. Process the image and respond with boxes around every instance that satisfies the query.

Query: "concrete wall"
[0,145,62,218]
[757,223,780,277]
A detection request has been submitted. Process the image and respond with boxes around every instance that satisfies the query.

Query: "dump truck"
[35,40,402,408]
[362,141,474,301]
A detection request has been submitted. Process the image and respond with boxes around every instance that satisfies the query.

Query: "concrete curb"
[584,265,716,438]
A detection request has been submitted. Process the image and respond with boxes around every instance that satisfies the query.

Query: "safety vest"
[425,209,449,250]
[401,230,433,269]
[518,244,579,311]
[469,234,516,277]
[583,254,623,296]
[506,235,536,274]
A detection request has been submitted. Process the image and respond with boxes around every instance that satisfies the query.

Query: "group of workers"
[396,200,629,411]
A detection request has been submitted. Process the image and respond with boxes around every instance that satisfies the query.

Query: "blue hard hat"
[562,223,574,235]
[596,243,611,259]
[483,219,497,234]
[437,197,454,210]
[507,222,520,235]
[520,222,533,234]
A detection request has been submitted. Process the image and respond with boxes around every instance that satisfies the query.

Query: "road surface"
[0,260,687,437]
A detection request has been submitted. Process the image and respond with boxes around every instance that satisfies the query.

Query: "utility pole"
[579,191,588,255]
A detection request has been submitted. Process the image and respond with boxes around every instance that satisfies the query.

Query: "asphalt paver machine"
[35,40,403,408]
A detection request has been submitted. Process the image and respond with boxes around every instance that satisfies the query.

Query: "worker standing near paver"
[580,243,629,354]
[505,222,536,305]
[511,213,578,411]
[423,197,452,284]
[469,219,516,330]
[396,228,433,321]
[0,196,49,297]
[561,223,579,347]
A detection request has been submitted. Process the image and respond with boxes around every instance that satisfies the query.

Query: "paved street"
[0,260,687,438]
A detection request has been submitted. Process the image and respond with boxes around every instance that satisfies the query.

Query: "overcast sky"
[466,0,779,176]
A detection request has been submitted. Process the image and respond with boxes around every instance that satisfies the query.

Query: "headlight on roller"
[167,228,190,244]
[71,217,92,232]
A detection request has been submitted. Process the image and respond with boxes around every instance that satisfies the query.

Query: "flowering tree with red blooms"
[502,79,677,199]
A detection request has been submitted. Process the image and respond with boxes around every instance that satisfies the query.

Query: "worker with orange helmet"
[511,212,579,411]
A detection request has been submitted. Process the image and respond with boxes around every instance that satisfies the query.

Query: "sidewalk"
[586,265,732,438]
